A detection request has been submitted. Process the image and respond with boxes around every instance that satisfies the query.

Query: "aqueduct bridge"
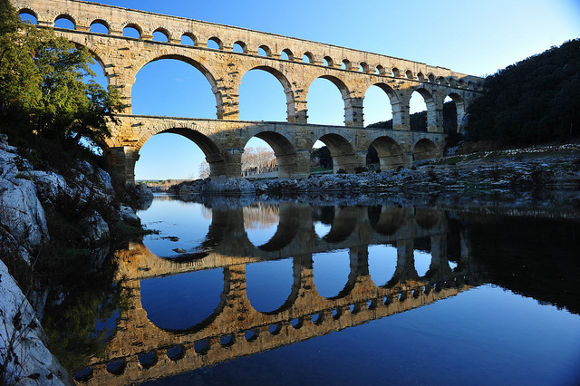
[13,0,484,184]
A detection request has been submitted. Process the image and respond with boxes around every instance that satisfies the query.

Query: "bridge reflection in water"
[80,203,483,385]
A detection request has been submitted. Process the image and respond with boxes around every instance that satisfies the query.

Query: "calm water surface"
[68,195,580,385]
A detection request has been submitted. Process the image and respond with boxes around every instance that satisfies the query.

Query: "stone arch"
[303,51,315,63]
[54,13,76,29]
[314,133,358,173]
[90,19,110,34]
[240,65,296,122]
[138,54,223,119]
[444,92,466,133]
[140,268,232,333]
[412,87,438,132]
[341,59,351,70]
[136,126,226,176]
[281,48,294,60]
[242,131,298,178]
[413,138,438,161]
[364,82,402,129]
[181,32,196,46]
[246,257,301,315]
[254,204,299,251]
[257,44,272,57]
[207,36,222,49]
[391,67,400,77]
[123,23,142,38]
[368,136,406,170]
[323,56,334,67]
[322,207,357,243]
[405,70,413,79]
[375,65,385,75]
[18,8,38,21]
[152,27,170,42]
[417,72,425,81]
[428,73,435,83]
[233,41,248,53]
[415,208,440,229]
[359,62,369,73]
[368,206,406,235]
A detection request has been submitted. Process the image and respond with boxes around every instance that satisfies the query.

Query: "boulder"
[119,205,141,226]
[81,211,110,244]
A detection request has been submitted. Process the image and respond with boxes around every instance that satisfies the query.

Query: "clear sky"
[57,0,580,180]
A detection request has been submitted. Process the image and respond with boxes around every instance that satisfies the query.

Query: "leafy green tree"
[0,0,122,149]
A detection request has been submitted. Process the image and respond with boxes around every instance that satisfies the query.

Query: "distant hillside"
[466,39,580,145]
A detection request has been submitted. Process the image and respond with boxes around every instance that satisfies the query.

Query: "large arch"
[242,131,297,178]
[135,127,225,179]
[363,83,396,128]
[140,268,226,332]
[413,138,438,161]
[134,55,222,119]
[367,136,406,171]
[239,66,295,122]
[444,92,466,133]
[314,133,359,173]
[246,258,297,314]
[307,75,350,126]
[411,88,438,132]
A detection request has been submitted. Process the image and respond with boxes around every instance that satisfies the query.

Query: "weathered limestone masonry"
[12,0,484,184]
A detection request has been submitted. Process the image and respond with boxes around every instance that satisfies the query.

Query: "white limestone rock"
[119,205,140,226]
[0,260,72,385]
[81,211,110,244]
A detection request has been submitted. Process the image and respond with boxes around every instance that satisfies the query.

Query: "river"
[45,195,580,385]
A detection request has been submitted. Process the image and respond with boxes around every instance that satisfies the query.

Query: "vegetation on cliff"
[466,39,580,145]
[0,0,122,172]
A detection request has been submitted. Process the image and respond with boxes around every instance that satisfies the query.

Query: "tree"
[0,0,122,149]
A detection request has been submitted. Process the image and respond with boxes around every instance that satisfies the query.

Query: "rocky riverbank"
[0,134,152,385]
[171,144,580,212]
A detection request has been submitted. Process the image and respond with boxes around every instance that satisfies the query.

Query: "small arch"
[152,28,169,42]
[410,88,436,132]
[281,48,294,60]
[391,68,400,77]
[54,14,75,30]
[437,76,445,85]
[417,72,425,81]
[123,24,142,39]
[449,78,457,87]
[207,36,222,50]
[341,59,351,70]
[405,70,413,79]
[375,65,385,75]
[257,45,272,57]
[323,56,333,67]
[428,73,435,83]
[89,19,109,34]
[18,9,37,24]
[233,41,247,53]
[359,62,369,73]
[413,138,438,161]
[303,52,314,64]
[181,33,196,46]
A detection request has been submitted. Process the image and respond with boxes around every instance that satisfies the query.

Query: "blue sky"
[51,0,580,179]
